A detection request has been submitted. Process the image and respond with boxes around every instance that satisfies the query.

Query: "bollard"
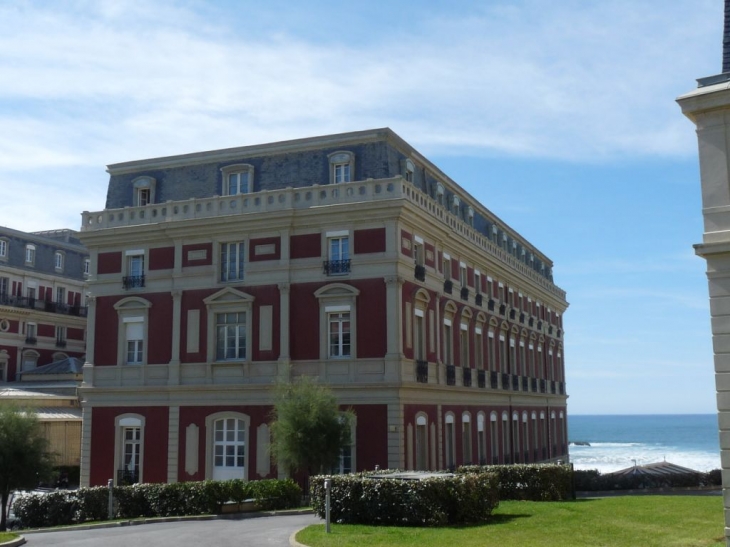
[108,479,114,520]
[325,478,331,534]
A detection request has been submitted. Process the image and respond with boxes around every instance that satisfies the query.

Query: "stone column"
[82,295,96,387]
[384,275,404,382]
[679,79,730,546]
[169,290,182,385]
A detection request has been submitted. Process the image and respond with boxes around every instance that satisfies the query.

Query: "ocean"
[568,414,721,474]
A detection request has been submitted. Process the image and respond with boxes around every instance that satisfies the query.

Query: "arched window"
[115,414,145,485]
[205,412,251,481]
[444,412,456,470]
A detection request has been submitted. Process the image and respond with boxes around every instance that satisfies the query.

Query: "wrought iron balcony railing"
[475,293,483,306]
[460,287,469,301]
[446,364,456,386]
[123,275,146,289]
[490,371,499,389]
[416,360,428,383]
[323,259,351,275]
[501,373,510,390]
[443,279,453,294]
[414,264,426,282]
[477,369,486,388]
[462,367,472,387]
[0,294,87,317]
[25,336,37,345]
[55,340,67,348]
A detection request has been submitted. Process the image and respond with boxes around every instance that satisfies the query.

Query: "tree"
[0,406,54,531]
[270,377,353,483]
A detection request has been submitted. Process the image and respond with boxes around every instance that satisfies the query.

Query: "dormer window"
[451,195,461,216]
[132,177,156,206]
[436,183,445,206]
[467,206,474,227]
[328,151,354,184]
[55,251,64,271]
[25,244,35,265]
[221,164,254,196]
[403,159,415,183]
[0,239,7,260]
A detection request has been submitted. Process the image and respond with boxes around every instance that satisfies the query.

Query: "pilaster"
[169,289,182,385]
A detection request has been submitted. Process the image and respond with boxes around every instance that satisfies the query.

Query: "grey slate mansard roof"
[101,127,555,279]
[17,356,84,376]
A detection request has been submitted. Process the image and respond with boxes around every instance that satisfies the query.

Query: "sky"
[0,0,721,415]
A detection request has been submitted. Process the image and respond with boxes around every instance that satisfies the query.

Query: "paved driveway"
[24,513,320,547]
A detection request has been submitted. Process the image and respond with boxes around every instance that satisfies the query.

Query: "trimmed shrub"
[11,478,302,529]
[458,464,573,501]
[310,473,499,526]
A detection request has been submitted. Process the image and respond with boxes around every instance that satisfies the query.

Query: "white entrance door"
[212,418,245,480]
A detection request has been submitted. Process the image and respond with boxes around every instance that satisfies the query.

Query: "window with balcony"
[414,310,426,362]
[0,277,8,299]
[221,164,254,196]
[414,237,425,281]
[124,251,145,289]
[460,323,468,368]
[328,151,354,184]
[115,415,145,485]
[475,329,483,370]
[324,232,350,275]
[55,326,67,348]
[443,320,453,365]
[220,242,245,282]
[25,322,37,345]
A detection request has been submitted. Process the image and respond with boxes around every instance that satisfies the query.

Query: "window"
[328,311,351,358]
[325,232,350,275]
[415,414,428,471]
[0,239,6,260]
[25,323,37,345]
[25,244,35,265]
[459,264,467,287]
[475,329,483,370]
[216,312,247,361]
[115,415,145,485]
[115,297,151,366]
[462,413,472,465]
[451,195,461,216]
[328,151,354,184]
[331,414,356,474]
[443,320,453,365]
[54,251,64,271]
[0,350,7,382]
[0,277,8,298]
[125,320,144,364]
[124,251,145,289]
[205,412,250,481]
[315,283,359,361]
[490,412,499,464]
[26,287,36,304]
[220,242,245,282]
[21,349,38,371]
[436,183,445,206]
[56,286,65,305]
[488,331,495,371]
[474,271,481,294]
[459,324,468,367]
[55,326,67,348]
[413,236,424,266]
[132,177,156,207]
[221,164,254,196]
[477,413,486,465]
[443,254,451,280]
[444,413,455,469]
[84,259,90,275]
[414,310,426,361]
[403,159,415,183]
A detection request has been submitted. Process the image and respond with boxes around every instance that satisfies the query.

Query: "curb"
[0,537,25,547]
[22,509,316,535]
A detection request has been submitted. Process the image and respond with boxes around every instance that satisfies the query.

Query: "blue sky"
[0,0,721,414]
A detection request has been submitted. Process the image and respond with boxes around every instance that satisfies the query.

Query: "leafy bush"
[11,478,301,529]
[310,473,499,526]
[458,464,573,501]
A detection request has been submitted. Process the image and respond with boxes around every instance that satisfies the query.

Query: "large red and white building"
[78,128,568,487]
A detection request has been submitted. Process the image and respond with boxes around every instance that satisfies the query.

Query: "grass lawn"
[0,532,18,543]
[296,496,725,547]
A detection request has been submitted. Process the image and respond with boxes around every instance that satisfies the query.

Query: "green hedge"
[12,478,301,529]
[310,473,499,526]
[573,468,722,491]
[458,464,573,501]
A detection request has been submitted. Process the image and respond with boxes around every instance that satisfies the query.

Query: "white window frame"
[54,251,64,271]
[327,309,351,358]
[114,414,145,484]
[462,412,472,465]
[221,164,254,196]
[55,325,67,345]
[205,411,251,481]
[21,349,39,371]
[84,259,91,276]
[315,283,359,361]
[0,239,7,260]
[25,244,35,265]
[328,151,355,184]
[132,177,156,206]
[220,241,245,282]
[403,158,415,183]
[444,412,456,469]
[114,296,152,366]
[325,231,350,276]
[204,287,255,364]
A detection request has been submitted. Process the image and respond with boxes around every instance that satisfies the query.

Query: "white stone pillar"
[679,80,730,547]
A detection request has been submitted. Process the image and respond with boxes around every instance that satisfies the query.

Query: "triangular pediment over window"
[203,287,255,306]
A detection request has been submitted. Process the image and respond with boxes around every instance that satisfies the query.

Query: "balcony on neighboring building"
[416,360,428,383]
[0,294,88,318]
[501,372,510,390]
[122,275,146,289]
[55,340,67,348]
[25,336,37,345]
[446,364,456,386]
[462,367,472,387]
[531,378,538,392]
[512,375,519,391]
[414,264,426,282]
[540,379,546,393]
[323,259,351,276]
[477,369,486,388]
